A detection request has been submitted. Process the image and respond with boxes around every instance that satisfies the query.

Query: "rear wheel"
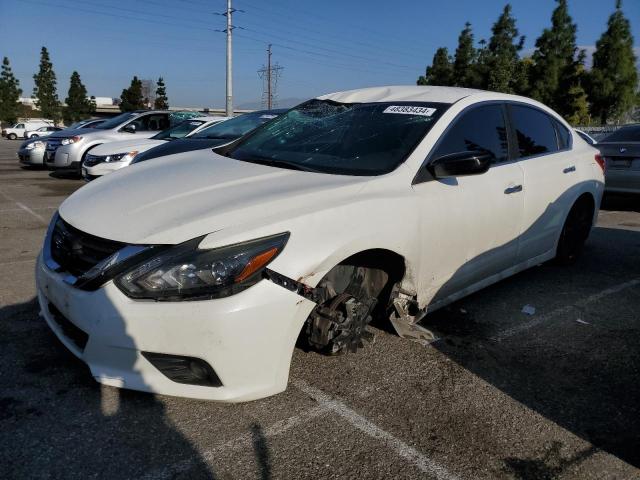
[555,196,594,265]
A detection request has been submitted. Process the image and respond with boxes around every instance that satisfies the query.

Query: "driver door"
[412,103,524,303]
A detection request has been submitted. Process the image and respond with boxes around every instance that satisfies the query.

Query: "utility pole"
[225,0,233,116]
[266,44,272,109]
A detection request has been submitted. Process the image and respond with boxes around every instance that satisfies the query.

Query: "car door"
[507,104,573,262]
[413,103,524,302]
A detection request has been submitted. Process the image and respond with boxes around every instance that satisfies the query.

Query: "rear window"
[601,126,640,143]
[510,105,559,158]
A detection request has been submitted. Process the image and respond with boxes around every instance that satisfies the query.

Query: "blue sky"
[0,0,638,108]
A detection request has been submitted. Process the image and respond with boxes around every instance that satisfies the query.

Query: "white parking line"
[141,405,328,480]
[292,379,461,480]
[0,189,48,224]
[493,277,640,341]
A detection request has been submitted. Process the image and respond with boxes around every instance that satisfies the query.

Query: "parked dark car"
[131,109,287,164]
[597,124,640,194]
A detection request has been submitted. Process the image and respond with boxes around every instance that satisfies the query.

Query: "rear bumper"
[605,169,640,194]
[35,253,315,402]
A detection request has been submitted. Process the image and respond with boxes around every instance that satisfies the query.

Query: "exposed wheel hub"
[307,292,377,354]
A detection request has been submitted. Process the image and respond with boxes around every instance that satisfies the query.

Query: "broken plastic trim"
[263,269,319,302]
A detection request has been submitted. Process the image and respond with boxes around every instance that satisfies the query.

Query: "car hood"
[133,137,234,162]
[48,128,88,138]
[59,150,370,244]
[90,138,166,156]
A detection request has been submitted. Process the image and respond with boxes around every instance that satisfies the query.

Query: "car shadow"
[421,225,640,469]
[0,295,275,478]
[601,192,640,213]
[49,170,82,180]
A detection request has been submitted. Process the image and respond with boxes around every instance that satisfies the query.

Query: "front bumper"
[36,254,315,401]
[44,144,81,169]
[82,160,129,179]
[18,148,45,165]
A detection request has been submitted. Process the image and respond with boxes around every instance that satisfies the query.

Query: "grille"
[83,154,102,167]
[48,302,89,351]
[45,138,63,161]
[50,217,125,277]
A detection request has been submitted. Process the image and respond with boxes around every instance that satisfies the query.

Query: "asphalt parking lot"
[0,137,639,480]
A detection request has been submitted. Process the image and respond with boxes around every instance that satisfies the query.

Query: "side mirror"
[427,150,493,178]
[122,124,136,133]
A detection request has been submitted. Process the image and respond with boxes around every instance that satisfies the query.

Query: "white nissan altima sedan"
[36,86,604,402]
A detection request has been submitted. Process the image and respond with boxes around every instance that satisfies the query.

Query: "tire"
[7,133,16,140]
[30,134,38,139]
[555,197,594,265]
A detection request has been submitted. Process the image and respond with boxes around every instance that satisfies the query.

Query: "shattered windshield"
[225,99,448,175]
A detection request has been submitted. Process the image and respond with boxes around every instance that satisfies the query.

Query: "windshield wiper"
[241,156,319,172]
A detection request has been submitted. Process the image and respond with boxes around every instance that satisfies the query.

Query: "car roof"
[321,85,557,105]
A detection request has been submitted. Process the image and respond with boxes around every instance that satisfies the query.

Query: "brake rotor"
[307,292,376,354]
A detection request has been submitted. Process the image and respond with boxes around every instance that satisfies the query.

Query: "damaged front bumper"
[36,253,316,402]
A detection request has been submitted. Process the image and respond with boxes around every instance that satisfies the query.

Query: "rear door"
[509,104,576,262]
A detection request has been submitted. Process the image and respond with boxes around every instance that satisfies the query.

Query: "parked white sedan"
[81,116,230,180]
[36,86,603,402]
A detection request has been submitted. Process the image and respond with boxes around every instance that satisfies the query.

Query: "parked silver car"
[44,110,172,172]
[17,137,47,165]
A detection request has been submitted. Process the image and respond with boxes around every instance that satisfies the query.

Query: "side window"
[132,114,170,131]
[16,124,24,129]
[431,104,508,163]
[510,105,559,158]
[552,119,571,149]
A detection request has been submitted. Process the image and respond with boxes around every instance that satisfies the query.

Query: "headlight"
[115,232,289,300]
[104,150,138,163]
[60,136,82,145]
[26,141,45,150]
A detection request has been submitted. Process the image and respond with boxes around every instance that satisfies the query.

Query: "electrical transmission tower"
[257,44,283,109]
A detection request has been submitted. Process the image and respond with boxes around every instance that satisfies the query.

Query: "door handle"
[504,185,523,194]
[563,165,576,173]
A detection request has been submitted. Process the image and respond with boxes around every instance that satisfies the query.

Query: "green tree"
[453,22,482,88]
[154,77,169,109]
[417,47,454,86]
[120,76,146,112]
[473,39,491,89]
[0,57,22,125]
[486,4,525,93]
[64,71,95,124]
[587,0,638,124]
[529,0,587,119]
[32,47,61,124]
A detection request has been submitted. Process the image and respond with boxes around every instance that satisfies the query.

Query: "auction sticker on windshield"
[383,105,437,116]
